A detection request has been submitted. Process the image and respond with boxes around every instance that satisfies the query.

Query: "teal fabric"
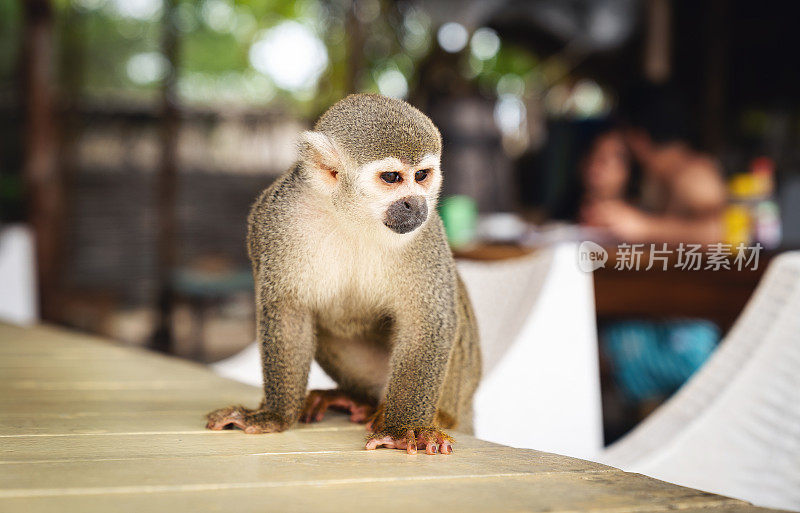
[602,320,720,401]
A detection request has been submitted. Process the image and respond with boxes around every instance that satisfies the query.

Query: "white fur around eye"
[417,154,441,172]
[358,157,406,178]
[353,158,404,222]
[415,154,442,190]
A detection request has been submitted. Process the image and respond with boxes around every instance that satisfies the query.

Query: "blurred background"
[2,0,800,446]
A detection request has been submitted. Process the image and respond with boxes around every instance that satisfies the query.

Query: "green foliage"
[474,43,542,99]
[2,0,544,118]
[0,0,21,87]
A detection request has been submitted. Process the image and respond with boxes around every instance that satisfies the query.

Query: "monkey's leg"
[206,301,314,434]
[301,389,375,423]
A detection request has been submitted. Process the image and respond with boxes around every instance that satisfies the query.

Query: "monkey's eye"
[415,169,430,182]
[380,172,402,184]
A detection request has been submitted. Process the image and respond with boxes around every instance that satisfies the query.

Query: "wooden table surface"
[0,323,782,513]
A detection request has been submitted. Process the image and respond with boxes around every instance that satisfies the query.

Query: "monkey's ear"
[299,131,341,180]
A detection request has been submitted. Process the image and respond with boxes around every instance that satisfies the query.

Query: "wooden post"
[58,3,86,269]
[345,0,364,94]
[643,0,671,83]
[703,0,727,153]
[21,0,62,321]
[150,0,180,353]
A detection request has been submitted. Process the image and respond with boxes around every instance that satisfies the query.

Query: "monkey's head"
[298,94,443,238]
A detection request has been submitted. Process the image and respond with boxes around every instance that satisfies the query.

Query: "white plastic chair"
[460,242,602,459]
[602,252,800,511]
[0,224,38,325]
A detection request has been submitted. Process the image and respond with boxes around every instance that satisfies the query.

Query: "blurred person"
[583,84,726,244]
[570,116,722,428]
[580,129,631,208]
[551,122,635,222]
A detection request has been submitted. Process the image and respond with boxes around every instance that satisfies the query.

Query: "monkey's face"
[354,155,442,236]
[299,129,442,240]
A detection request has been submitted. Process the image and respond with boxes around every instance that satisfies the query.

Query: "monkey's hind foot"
[301,389,375,424]
[205,405,287,434]
[366,428,454,455]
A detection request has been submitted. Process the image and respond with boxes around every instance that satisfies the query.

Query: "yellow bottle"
[724,174,756,246]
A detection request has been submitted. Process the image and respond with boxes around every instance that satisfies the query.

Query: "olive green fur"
[314,93,441,165]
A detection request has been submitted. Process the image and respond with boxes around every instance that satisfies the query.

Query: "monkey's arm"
[367,278,458,453]
[384,312,455,428]
[207,286,315,433]
[257,296,315,422]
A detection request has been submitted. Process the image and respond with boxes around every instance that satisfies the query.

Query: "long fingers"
[301,393,331,423]
[365,435,398,450]
[365,429,452,455]
[416,433,451,454]
[206,406,247,430]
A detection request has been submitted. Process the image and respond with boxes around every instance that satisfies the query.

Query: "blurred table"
[455,243,773,333]
[593,248,774,333]
[453,243,534,261]
[0,323,783,513]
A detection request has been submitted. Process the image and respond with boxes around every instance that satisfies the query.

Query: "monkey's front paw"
[205,405,287,434]
[301,389,375,424]
[366,428,454,455]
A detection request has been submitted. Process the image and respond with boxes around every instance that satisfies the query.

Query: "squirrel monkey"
[207,94,481,455]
